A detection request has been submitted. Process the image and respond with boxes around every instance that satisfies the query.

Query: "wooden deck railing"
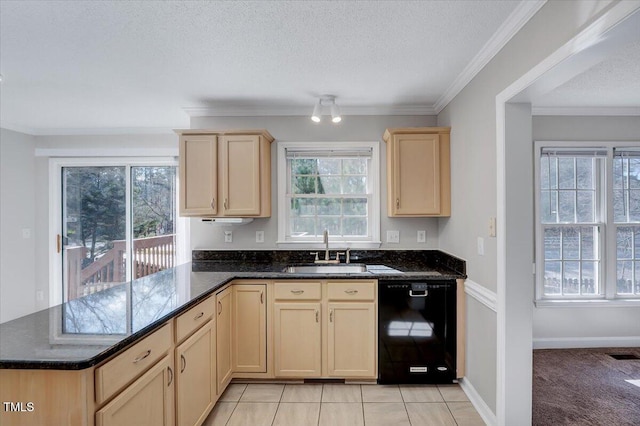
[65,235,175,300]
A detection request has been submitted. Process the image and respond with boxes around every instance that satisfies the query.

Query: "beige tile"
[405,402,456,426]
[226,402,278,426]
[321,384,362,402]
[438,384,469,401]
[272,402,320,426]
[318,402,364,426]
[202,401,236,426]
[239,384,284,402]
[363,402,410,426]
[218,383,247,402]
[281,384,323,402]
[448,402,486,426]
[361,385,403,402]
[399,385,443,402]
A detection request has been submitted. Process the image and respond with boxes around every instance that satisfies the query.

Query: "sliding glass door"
[59,161,177,302]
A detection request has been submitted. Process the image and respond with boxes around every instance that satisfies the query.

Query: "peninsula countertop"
[0,250,465,370]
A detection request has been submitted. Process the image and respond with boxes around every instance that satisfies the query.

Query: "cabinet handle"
[329,309,333,323]
[194,311,204,320]
[396,198,400,209]
[218,300,222,315]
[133,349,151,364]
[180,354,186,373]
[315,310,319,323]
[260,291,264,304]
[167,366,173,386]
[211,198,216,210]
[345,289,358,295]
[224,198,228,210]
[291,289,304,295]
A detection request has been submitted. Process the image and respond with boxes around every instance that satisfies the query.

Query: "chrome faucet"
[323,229,330,262]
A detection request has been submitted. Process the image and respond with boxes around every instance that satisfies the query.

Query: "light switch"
[256,231,264,243]
[224,231,233,243]
[489,217,497,237]
[477,237,484,256]
[417,230,426,243]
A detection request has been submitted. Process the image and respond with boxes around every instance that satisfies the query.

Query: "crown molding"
[183,104,437,117]
[532,106,640,116]
[434,0,547,113]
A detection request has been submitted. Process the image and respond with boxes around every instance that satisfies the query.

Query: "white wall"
[436,0,620,420]
[532,115,640,348]
[189,115,442,251]
[1,129,37,322]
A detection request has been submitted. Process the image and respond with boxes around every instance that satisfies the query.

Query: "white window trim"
[276,141,381,249]
[48,156,187,309]
[534,140,640,306]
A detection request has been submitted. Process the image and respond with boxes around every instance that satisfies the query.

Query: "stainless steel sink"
[283,264,368,274]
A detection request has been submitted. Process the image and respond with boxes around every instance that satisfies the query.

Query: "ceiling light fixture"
[311,95,342,124]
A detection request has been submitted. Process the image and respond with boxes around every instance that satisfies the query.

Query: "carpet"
[533,347,640,426]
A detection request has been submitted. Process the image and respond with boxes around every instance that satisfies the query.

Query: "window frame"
[534,140,640,305]
[276,141,381,249]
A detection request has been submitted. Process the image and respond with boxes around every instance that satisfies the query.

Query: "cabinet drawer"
[95,322,172,405]
[175,296,216,343]
[327,281,376,301]
[274,281,322,300]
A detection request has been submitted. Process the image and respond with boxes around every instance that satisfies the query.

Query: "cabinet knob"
[224,198,228,210]
[180,354,186,373]
[260,291,264,304]
[291,289,304,295]
[218,300,222,315]
[194,312,204,320]
[329,309,333,322]
[396,198,400,209]
[345,289,358,295]
[167,366,173,386]
[315,310,319,323]
[211,198,216,210]
[133,349,151,364]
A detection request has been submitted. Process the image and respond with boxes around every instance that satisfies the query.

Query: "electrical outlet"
[22,228,31,239]
[417,230,426,243]
[256,230,264,243]
[36,291,44,301]
[224,230,233,243]
[386,230,400,243]
[477,237,485,256]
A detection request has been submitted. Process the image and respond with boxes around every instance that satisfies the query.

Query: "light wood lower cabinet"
[232,283,267,373]
[274,302,322,377]
[95,354,174,426]
[273,280,377,380]
[175,320,216,426]
[327,303,376,378]
[215,286,233,396]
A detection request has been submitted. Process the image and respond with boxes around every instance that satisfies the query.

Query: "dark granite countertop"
[0,250,464,370]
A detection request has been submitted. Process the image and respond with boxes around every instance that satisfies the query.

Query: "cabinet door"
[219,135,261,216]
[389,133,441,215]
[176,320,216,426]
[179,135,218,216]
[215,287,233,395]
[233,284,267,373]
[327,303,376,378]
[274,303,322,377]
[96,354,174,426]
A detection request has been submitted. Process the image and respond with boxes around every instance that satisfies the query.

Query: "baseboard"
[533,336,640,349]
[459,377,497,426]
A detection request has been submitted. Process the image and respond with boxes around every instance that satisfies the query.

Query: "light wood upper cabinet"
[96,354,175,426]
[383,127,451,217]
[177,130,274,217]
[215,286,233,396]
[232,283,267,373]
[179,134,218,216]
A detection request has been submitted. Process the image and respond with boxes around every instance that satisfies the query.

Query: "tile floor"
[203,383,485,426]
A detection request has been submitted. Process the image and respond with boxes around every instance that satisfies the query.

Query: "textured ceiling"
[0,0,524,132]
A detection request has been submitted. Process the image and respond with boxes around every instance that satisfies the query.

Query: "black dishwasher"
[378,280,456,384]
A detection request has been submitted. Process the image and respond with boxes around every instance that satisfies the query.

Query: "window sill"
[535,298,640,308]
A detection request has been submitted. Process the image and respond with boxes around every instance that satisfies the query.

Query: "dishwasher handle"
[409,290,428,298]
